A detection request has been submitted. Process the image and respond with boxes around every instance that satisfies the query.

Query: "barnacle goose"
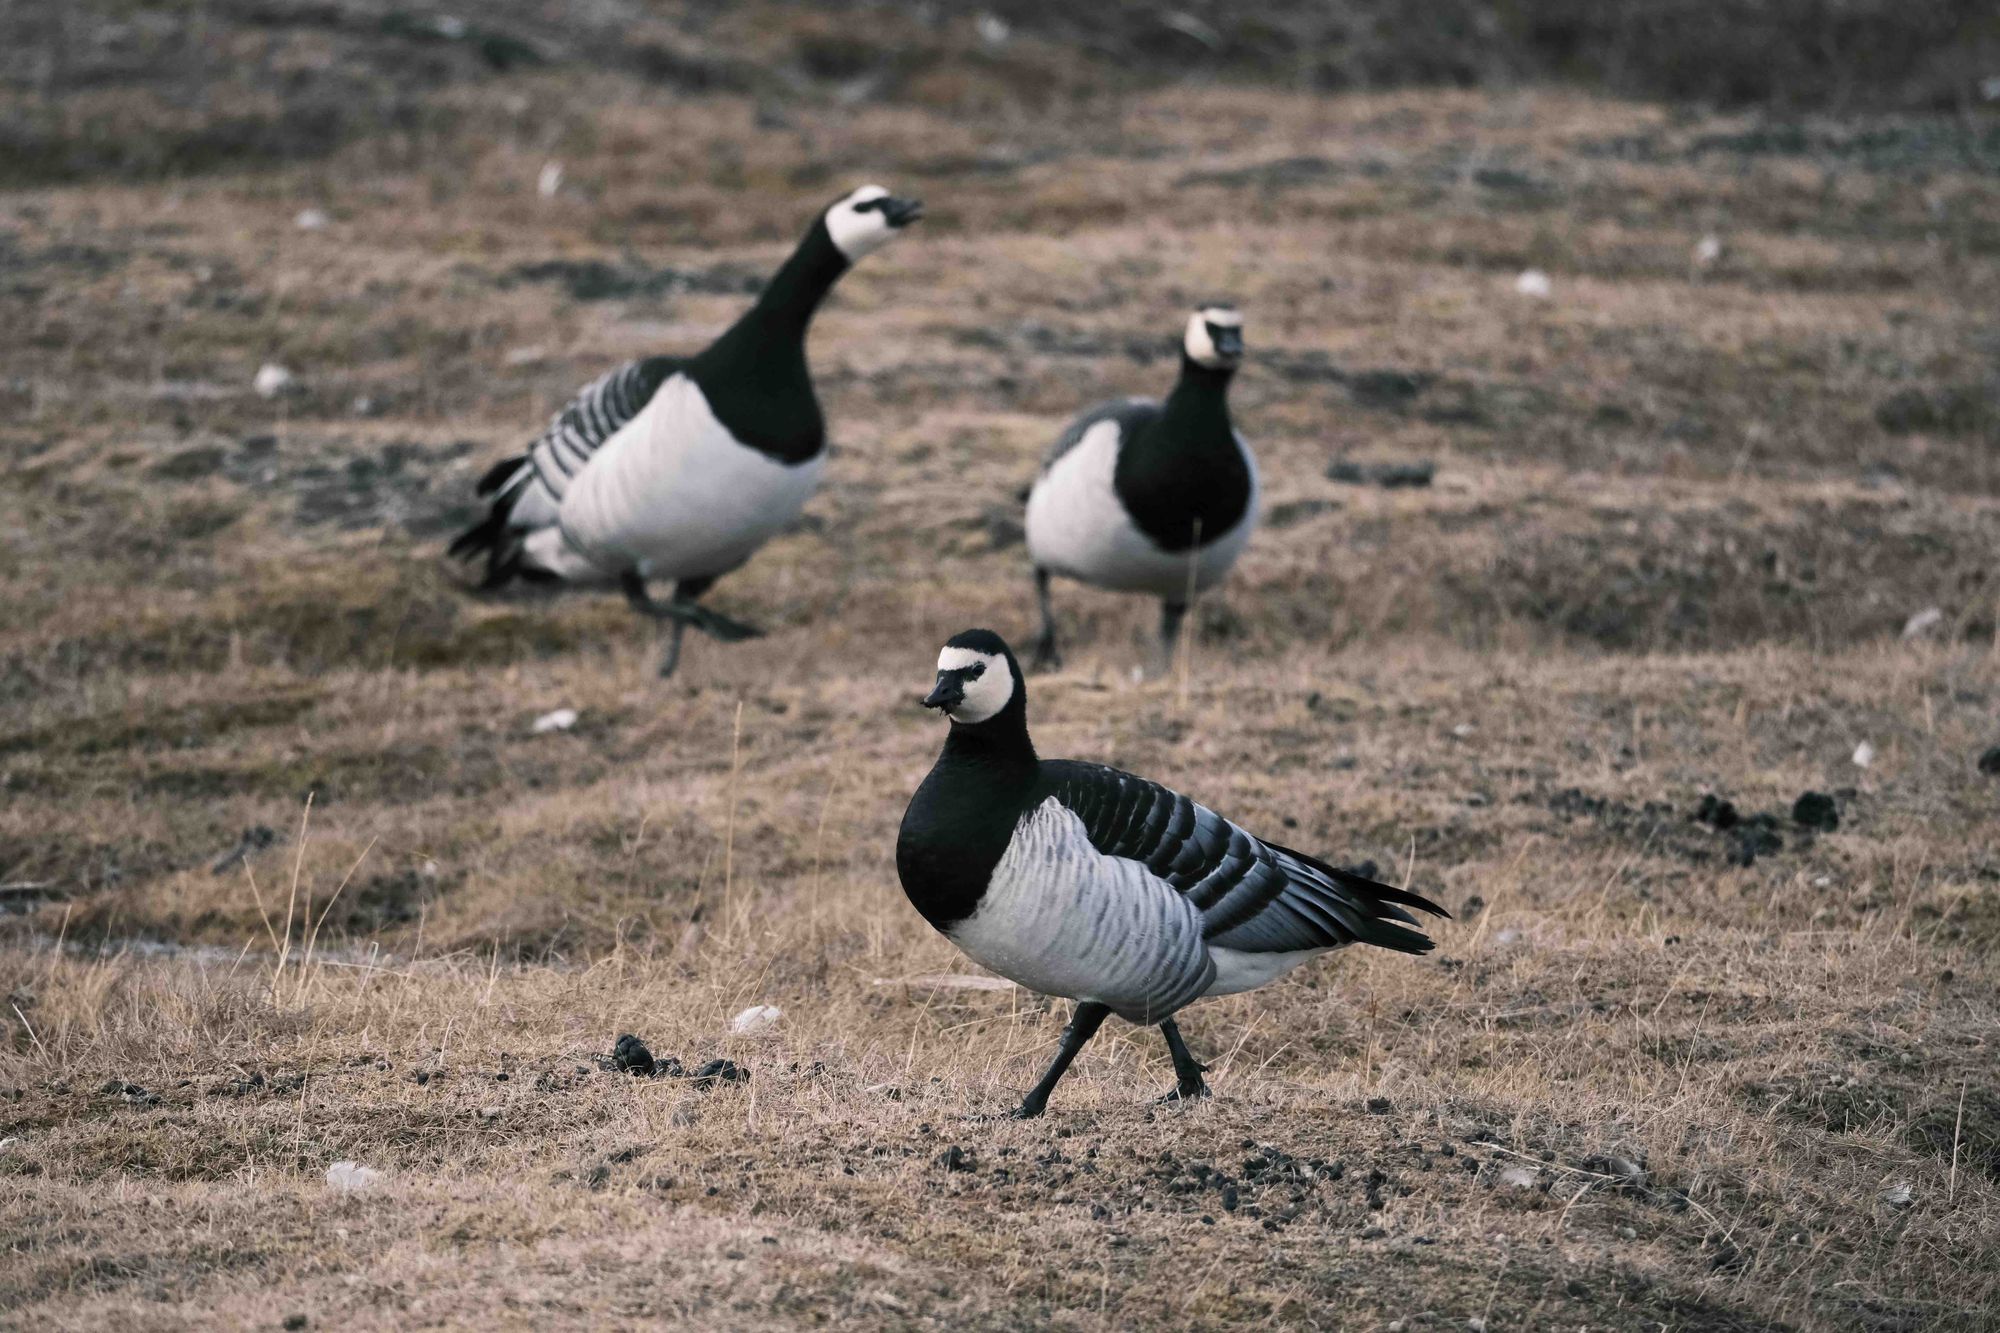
[896,629,1449,1117]
[448,185,923,676]
[1024,305,1258,673]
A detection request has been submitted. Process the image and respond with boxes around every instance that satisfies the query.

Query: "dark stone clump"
[1791,791,1839,832]
[610,1037,732,1086]
[612,1034,655,1076]
[688,1058,746,1090]
[1693,794,1740,830]
[1978,746,2000,776]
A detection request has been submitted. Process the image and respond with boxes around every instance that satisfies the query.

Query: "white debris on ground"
[975,12,1010,45]
[1900,606,1944,640]
[1514,268,1552,298]
[253,363,296,398]
[1497,1166,1539,1189]
[1693,233,1723,268]
[326,1161,384,1193]
[1853,740,1875,768]
[729,1004,782,1035]
[1880,1181,1914,1209]
[294,208,330,231]
[531,708,578,734]
[537,161,564,199]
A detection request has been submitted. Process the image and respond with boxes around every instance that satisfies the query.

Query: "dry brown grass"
[4,5,2000,1330]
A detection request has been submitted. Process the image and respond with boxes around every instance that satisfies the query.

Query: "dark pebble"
[1693,794,1739,830]
[937,1145,976,1173]
[1978,746,2000,776]
[1365,1096,1393,1114]
[1791,791,1839,831]
[688,1058,746,1089]
[612,1034,655,1077]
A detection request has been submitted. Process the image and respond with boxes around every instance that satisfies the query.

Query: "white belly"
[1202,946,1333,997]
[947,798,1214,1024]
[553,374,825,581]
[1025,420,1256,598]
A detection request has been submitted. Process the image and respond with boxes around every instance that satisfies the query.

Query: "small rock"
[531,708,578,734]
[537,161,564,199]
[1880,1181,1913,1209]
[612,1035,655,1076]
[1513,269,1552,298]
[284,1315,309,1331]
[729,1004,782,1035]
[1581,1154,1646,1189]
[1468,1317,1488,1332]
[1497,1166,1538,1190]
[0,1136,19,1152]
[975,12,1010,45]
[1791,791,1839,832]
[478,1106,502,1121]
[1365,1097,1393,1115]
[1693,233,1723,268]
[937,1144,976,1172]
[1618,1225,1637,1240]
[688,1058,746,1090]
[1852,741,1875,768]
[253,363,296,398]
[326,1161,383,1192]
[1900,606,1944,640]
[294,209,329,231]
[1977,746,2000,776]
[1693,794,1740,830]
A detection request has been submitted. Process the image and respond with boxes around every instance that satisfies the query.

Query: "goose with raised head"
[449,185,923,676]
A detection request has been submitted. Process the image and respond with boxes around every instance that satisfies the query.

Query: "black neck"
[1111,355,1248,553]
[896,693,1038,932]
[684,219,848,464]
[938,702,1037,770]
[731,220,851,345]
[1153,355,1236,442]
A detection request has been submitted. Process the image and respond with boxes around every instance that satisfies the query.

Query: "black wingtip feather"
[1269,840,1455,922]
[475,454,528,497]
[447,456,530,590]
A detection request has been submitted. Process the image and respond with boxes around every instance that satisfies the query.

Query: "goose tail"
[447,455,533,589]
[1268,841,1453,956]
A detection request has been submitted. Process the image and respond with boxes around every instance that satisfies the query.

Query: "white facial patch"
[825,185,898,261]
[1183,307,1244,368]
[936,646,1014,724]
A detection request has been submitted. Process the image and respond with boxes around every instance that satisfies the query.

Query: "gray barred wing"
[527,356,678,501]
[1039,761,1445,956]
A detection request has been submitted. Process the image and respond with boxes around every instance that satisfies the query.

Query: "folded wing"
[1040,760,1448,957]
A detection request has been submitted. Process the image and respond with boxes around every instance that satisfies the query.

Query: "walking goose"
[1024,305,1258,674]
[448,185,923,676]
[895,629,1449,1117]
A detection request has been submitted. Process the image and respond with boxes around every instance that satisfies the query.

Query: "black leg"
[1157,1017,1210,1103]
[1157,601,1189,676]
[620,572,764,664]
[1011,1002,1111,1118]
[1030,567,1062,671]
